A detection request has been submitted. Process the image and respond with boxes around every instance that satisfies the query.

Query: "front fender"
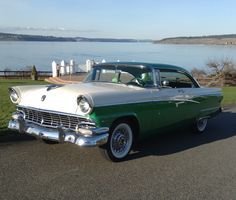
[90,109,139,128]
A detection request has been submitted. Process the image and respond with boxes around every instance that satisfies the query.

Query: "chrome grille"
[17,106,95,130]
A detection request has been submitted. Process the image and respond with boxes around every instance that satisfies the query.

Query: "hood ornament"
[41,95,46,101]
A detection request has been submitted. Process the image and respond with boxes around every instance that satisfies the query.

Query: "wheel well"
[111,116,140,143]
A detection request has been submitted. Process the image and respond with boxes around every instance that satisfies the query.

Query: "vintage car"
[8,62,223,161]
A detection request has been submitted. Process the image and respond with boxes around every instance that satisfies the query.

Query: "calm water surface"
[1,41,236,71]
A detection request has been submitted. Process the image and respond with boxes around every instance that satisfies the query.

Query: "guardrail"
[0,71,52,79]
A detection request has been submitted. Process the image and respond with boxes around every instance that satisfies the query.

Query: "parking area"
[1,106,236,200]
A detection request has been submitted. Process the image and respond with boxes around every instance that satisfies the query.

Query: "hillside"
[0,32,76,42]
[0,32,148,43]
[155,34,236,45]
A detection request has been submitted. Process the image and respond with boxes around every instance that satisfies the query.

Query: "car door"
[152,69,200,129]
[153,87,183,128]
[161,70,201,121]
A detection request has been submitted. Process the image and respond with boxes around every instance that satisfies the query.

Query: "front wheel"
[100,121,134,162]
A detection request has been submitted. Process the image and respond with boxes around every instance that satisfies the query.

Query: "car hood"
[14,82,151,115]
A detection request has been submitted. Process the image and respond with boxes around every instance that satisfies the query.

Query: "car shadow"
[0,129,36,143]
[128,110,236,161]
[1,109,236,161]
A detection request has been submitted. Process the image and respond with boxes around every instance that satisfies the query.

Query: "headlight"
[9,88,20,104]
[77,96,92,114]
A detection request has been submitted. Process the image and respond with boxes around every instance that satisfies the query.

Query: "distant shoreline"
[155,34,236,45]
[2,32,236,45]
[0,32,152,43]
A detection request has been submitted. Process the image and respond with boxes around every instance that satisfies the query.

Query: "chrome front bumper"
[8,112,109,147]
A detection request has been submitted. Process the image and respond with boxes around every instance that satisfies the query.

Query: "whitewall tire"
[100,121,134,162]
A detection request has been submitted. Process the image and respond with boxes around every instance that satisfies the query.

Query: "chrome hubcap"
[112,131,128,152]
[197,118,208,132]
[110,123,132,159]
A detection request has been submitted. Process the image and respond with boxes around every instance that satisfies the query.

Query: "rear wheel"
[193,118,208,133]
[100,121,134,162]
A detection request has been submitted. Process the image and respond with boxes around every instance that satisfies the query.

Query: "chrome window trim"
[153,68,161,88]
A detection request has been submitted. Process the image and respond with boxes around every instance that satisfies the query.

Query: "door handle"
[178,89,184,93]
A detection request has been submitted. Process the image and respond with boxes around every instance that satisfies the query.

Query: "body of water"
[1,41,236,71]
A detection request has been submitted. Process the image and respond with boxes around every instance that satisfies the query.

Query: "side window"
[119,72,135,83]
[160,71,196,88]
[139,71,154,87]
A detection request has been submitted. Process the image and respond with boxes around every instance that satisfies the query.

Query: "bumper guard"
[8,112,109,147]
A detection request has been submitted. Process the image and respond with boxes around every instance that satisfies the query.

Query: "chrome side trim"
[200,106,221,112]
[92,93,222,107]
[172,98,200,104]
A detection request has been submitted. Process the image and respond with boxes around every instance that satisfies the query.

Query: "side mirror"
[162,80,170,87]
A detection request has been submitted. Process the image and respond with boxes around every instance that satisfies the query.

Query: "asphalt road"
[1,106,236,200]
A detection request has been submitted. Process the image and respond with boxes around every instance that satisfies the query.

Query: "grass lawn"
[0,79,236,135]
[221,87,236,107]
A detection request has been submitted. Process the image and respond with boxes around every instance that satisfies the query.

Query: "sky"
[0,0,236,39]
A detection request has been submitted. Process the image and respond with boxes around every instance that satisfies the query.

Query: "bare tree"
[207,58,235,75]
[206,58,236,86]
[191,68,207,78]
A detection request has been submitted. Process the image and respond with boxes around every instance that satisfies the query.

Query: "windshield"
[85,65,155,87]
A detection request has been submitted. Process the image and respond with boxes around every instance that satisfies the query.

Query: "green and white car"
[8,62,223,161]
